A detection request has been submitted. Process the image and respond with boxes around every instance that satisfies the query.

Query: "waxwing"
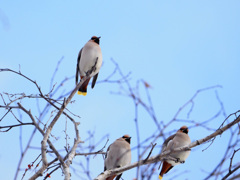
[104,135,132,180]
[75,36,103,96]
[159,126,191,179]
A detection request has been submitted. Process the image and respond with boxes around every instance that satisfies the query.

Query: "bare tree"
[1,59,239,180]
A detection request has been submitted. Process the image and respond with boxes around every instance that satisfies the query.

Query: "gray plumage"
[159,126,191,179]
[75,36,102,95]
[104,135,131,180]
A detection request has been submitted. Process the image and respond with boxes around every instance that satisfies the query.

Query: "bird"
[159,126,191,179]
[75,36,103,96]
[104,135,132,180]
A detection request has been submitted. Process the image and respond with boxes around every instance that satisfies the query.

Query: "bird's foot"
[175,158,180,163]
[180,160,185,164]
[174,158,185,163]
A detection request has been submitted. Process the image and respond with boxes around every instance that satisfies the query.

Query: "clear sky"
[0,1,240,180]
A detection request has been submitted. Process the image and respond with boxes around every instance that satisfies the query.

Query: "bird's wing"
[161,134,176,153]
[75,48,82,85]
[105,144,112,159]
[104,144,111,171]
[91,73,99,89]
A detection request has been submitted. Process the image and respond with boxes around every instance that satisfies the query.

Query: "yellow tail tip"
[159,175,163,179]
[77,91,87,96]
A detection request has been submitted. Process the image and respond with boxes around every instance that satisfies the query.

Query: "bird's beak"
[98,36,101,39]
[126,137,131,141]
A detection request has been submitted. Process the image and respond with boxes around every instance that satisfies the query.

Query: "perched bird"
[104,135,132,180]
[75,36,103,96]
[159,126,191,179]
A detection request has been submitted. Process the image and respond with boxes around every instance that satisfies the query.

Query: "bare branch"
[0,122,33,132]
[94,113,240,179]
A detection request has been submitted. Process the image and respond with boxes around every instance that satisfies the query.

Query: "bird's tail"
[77,91,87,96]
[77,77,90,96]
[77,85,87,96]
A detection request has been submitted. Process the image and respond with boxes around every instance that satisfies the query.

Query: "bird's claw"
[174,158,185,163]
[175,158,180,163]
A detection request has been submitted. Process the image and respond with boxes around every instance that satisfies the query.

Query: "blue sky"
[1,1,240,180]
